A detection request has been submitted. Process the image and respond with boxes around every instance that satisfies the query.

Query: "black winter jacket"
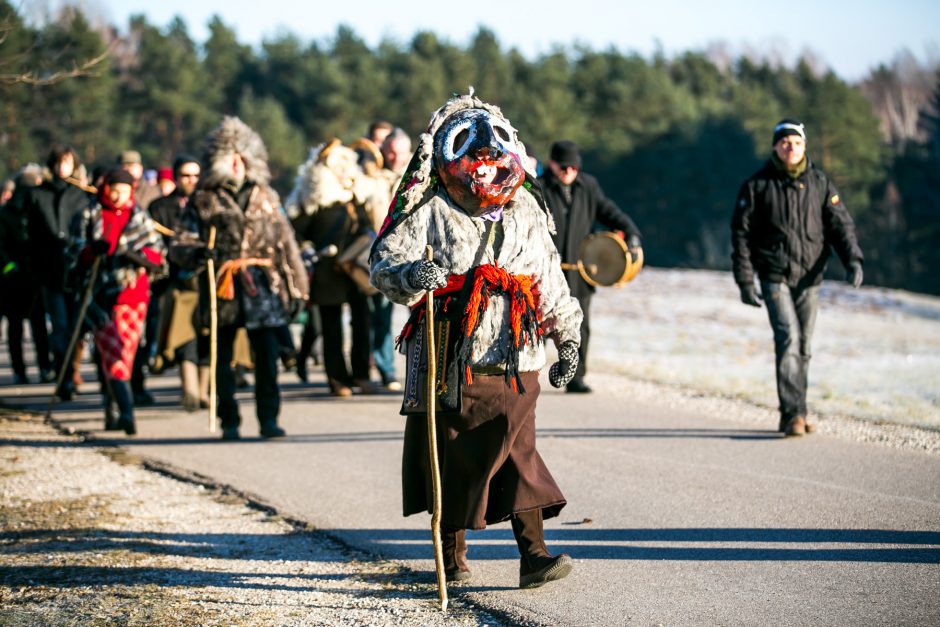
[539,169,641,297]
[10,178,92,289]
[731,158,863,288]
[297,202,371,307]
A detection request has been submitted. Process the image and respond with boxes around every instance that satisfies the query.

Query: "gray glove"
[847,261,863,289]
[739,283,762,307]
[549,340,579,388]
[627,235,642,257]
[407,259,449,291]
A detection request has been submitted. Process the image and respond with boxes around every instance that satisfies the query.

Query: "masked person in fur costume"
[287,140,378,397]
[70,169,166,435]
[170,117,309,440]
[370,92,583,589]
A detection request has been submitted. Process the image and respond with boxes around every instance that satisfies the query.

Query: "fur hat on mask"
[201,116,271,189]
[373,88,546,241]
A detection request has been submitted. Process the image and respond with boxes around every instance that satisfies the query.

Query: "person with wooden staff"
[68,169,166,435]
[170,116,309,440]
[370,91,583,590]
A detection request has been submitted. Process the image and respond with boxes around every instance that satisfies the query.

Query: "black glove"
[847,261,863,289]
[118,250,161,273]
[195,246,220,265]
[407,259,449,291]
[549,340,580,388]
[739,283,762,307]
[288,298,305,321]
[90,238,111,256]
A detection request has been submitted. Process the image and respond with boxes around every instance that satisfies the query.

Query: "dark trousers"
[573,292,591,381]
[298,306,321,365]
[761,281,820,421]
[5,288,52,377]
[318,297,371,386]
[131,286,162,394]
[216,325,281,429]
[43,287,77,386]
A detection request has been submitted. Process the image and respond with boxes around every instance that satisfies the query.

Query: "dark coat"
[539,170,641,298]
[11,178,92,289]
[297,202,371,307]
[402,373,566,530]
[0,202,39,317]
[169,183,308,330]
[731,159,864,288]
[148,190,189,245]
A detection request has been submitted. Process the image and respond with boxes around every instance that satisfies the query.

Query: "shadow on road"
[0,427,782,448]
[342,527,940,564]
[4,527,937,569]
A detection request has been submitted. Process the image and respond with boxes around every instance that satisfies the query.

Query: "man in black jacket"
[731,119,864,436]
[144,154,204,410]
[13,145,93,399]
[539,140,642,393]
[0,168,54,384]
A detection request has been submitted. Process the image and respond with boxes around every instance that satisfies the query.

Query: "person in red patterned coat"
[70,169,166,435]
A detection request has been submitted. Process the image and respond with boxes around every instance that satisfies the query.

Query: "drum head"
[577,232,631,287]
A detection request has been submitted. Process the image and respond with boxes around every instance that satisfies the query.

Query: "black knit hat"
[104,168,135,187]
[172,153,201,176]
[550,140,582,169]
[772,118,806,145]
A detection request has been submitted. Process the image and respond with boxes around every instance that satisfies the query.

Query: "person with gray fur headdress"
[170,116,308,440]
[370,91,582,589]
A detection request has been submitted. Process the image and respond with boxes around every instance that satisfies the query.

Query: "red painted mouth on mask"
[446,152,523,208]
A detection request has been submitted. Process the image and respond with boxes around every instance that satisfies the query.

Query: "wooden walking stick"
[424,245,448,612]
[44,255,102,421]
[207,226,218,433]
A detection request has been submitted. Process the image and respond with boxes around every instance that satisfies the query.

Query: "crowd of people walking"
[0,112,863,444]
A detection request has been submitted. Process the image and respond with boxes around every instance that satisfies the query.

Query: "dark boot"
[103,386,121,431]
[111,380,137,436]
[442,528,471,582]
[97,357,120,431]
[259,420,286,439]
[511,509,573,589]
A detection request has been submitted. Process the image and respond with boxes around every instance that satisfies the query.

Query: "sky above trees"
[52,0,940,82]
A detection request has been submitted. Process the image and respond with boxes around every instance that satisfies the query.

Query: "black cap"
[172,153,201,176]
[104,168,135,187]
[550,140,581,169]
[772,118,806,145]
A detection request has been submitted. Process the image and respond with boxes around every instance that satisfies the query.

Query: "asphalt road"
[3,359,939,626]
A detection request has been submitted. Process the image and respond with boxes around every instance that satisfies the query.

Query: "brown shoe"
[784,416,806,437]
[354,378,379,395]
[442,529,471,583]
[804,420,817,434]
[329,378,353,397]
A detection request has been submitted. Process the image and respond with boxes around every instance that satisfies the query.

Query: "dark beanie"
[104,168,135,187]
[172,153,200,176]
[550,140,581,169]
[772,118,806,145]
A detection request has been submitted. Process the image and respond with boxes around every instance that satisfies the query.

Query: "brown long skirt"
[402,371,566,530]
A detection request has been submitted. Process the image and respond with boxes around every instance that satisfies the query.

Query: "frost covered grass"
[590,267,940,431]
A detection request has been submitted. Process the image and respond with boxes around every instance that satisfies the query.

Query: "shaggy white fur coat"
[370,188,582,372]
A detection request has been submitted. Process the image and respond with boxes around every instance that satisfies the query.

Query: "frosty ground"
[589,267,940,432]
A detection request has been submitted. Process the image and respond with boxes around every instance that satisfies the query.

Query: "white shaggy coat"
[370,188,582,372]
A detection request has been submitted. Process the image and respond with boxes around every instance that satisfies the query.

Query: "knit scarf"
[771,153,808,179]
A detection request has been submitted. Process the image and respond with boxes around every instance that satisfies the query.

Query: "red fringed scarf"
[400,263,542,395]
